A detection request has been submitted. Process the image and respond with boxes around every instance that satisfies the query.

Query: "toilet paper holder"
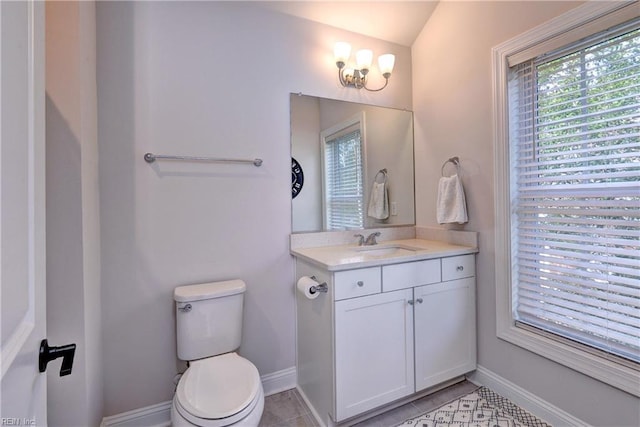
[309,276,328,294]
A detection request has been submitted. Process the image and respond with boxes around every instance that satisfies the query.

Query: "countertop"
[290,238,478,271]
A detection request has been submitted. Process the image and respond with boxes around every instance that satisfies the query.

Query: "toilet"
[171,280,264,427]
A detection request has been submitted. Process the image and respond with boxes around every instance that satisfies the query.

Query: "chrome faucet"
[354,234,365,246]
[364,232,381,246]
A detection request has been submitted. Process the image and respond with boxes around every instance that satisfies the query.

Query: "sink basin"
[352,245,418,257]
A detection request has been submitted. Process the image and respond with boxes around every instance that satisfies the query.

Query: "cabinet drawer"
[442,254,475,281]
[382,259,441,292]
[334,267,381,301]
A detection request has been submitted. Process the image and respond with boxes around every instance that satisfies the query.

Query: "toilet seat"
[175,352,262,427]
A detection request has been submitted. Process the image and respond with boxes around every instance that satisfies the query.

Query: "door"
[414,278,476,391]
[1,0,46,423]
[334,289,414,421]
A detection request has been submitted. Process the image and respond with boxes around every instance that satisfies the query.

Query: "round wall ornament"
[291,158,304,198]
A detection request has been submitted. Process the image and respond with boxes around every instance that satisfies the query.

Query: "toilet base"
[171,385,264,427]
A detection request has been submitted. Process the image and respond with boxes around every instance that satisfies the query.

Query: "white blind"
[509,23,640,363]
[324,129,364,230]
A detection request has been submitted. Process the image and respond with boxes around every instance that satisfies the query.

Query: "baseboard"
[262,365,297,396]
[468,365,591,426]
[100,401,172,427]
[100,366,297,427]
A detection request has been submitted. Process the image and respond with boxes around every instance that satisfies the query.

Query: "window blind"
[509,23,640,363]
[324,128,364,230]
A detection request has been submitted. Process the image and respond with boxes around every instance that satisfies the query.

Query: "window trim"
[492,1,640,396]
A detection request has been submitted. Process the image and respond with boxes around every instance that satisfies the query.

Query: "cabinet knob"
[357,281,364,287]
[408,299,414,305]
[416,298,423,304]
[456,265,464,271]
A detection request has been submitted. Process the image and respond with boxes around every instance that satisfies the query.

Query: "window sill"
[497,321,640,397]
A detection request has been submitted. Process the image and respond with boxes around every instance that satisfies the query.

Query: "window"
[321,113,366,230]
[493,2,640,395]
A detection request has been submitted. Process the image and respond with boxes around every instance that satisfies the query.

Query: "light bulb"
[356,49,373,73]
[378,54,395,78]
[334,42,351,68]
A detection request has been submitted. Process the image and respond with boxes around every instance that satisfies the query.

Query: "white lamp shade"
[378,54,395,76]
[356,49,373,70]
[334,42,351,64]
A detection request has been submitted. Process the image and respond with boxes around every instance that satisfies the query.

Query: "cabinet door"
[334,289,414,421]
[414,278,476,391]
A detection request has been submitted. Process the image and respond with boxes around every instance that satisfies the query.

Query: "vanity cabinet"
[295,252,477,426]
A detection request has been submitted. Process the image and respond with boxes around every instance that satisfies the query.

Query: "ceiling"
[256,1,440,47]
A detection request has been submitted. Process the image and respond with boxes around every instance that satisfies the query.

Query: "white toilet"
[171,280,264,427]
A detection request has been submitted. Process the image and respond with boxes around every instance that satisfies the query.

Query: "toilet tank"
[174,279,246,361]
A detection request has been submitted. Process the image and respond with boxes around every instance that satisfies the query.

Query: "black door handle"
[39,339,76,376]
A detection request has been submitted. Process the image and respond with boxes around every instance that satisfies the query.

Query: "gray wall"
[412,1,640,426]
[96,1,412,415]
[46,1,103,426]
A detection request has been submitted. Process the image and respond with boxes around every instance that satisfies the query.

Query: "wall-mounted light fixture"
[334,42,395,92]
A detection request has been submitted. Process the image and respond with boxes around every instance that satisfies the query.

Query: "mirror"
[291,94,415,233]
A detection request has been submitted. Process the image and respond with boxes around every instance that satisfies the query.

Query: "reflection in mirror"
[291,94,415,233]
[321,112,365,230]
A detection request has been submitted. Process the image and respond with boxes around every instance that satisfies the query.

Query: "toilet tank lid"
[174,280,246,302]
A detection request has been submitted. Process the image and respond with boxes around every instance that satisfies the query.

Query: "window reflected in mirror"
[321,112,365,230]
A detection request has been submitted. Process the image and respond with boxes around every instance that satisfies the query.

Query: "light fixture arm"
[337,65,389,92]
[363,76,389,92]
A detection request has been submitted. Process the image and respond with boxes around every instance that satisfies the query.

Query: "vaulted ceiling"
[256,1,439,46]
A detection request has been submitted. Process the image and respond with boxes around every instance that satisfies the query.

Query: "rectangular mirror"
[291,94,415,233]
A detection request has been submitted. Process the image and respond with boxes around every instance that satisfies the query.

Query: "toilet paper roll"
[297,276,320,300]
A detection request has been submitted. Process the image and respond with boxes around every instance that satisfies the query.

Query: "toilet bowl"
[171,353,264,427]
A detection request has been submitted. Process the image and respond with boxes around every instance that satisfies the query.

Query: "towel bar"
[144,152,263,167]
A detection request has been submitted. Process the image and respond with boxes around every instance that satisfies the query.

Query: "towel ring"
[374,168,388,184]
[441,157,460,177]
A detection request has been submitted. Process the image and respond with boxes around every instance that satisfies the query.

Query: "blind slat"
[517,297,639,339]
[518,286,640,323]
[518,276,640,310]
[517,305,639,348]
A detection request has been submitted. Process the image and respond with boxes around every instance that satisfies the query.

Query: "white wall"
[96,1,412,415]
[412,2,640,426]
[45,1,103,426]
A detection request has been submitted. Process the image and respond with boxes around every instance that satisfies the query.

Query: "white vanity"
[291,232,478,427]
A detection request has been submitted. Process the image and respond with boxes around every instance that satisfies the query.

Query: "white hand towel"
[368,182,389,220]
[437,174,468,224]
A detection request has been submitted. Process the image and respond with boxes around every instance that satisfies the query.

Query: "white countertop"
[291,238,478,271]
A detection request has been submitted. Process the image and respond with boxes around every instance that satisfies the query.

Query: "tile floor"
[258,380,478,427]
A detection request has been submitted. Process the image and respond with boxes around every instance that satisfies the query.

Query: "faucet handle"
[354,234,365,246]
